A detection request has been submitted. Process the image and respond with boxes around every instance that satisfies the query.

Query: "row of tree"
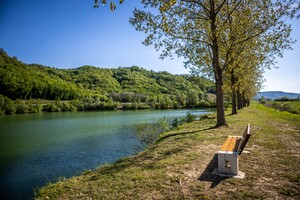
[123,0,300,126]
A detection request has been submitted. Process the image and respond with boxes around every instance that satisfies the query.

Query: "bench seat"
[219,136,242,152]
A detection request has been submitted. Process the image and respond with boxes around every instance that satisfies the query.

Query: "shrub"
[272,102,281,110]
[224,101,231,108]
[43,102,61,112]
[134,117,170,146]
[197,100,211,107]
[282,103,292,111]
[0,95,15,114]
[71,99,85,111]
[289,108,300,114]
[27,99,43,113]
[172,118,183,129]
[259,96,266,104]
[173,101,179,109]
[60,101,71,111]
[186,112,196,123]
[271,102,300,115]
[104,101,119,110]
[15,99,29,114]
[60,101,77,112]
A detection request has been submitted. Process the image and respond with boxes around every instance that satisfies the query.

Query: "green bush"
[272,102,280,110]
[15,99,29,114]
[71,99,85,111]
[282,103,292,111]
[104,101,119,110]
[26,99,43,113]
[259,97,266,104]
[186,112,196,123]
[197,100,211,107]
[173,101,179,108]
[137,103,151,109]
[0,95,15,114]
[56,101,77,112]
[224,101,230,108]
[271,101,300,115]
[289,108,300,114]
[172,118,183,129]
[134,117,170,146]
[43,102,61,112]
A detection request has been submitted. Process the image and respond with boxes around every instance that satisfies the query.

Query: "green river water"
[0,108,214,199]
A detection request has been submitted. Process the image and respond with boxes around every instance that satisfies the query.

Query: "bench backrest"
[238,124,251,154]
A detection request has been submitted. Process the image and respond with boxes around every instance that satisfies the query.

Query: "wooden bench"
[216,124,251,178]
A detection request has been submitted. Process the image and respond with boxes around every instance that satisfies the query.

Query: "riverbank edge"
[36,102,300,199]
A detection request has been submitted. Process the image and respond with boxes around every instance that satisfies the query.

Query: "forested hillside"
[0,49,215,114]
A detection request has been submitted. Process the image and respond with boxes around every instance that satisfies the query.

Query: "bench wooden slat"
[220,136,241,152]
[220,137,234,151]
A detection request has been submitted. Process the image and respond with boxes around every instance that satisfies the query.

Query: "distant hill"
[255,91,300,100]
[0,48,215,102]
[0,49,219,114]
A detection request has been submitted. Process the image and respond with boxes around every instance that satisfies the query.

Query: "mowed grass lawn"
[36,102,300,199]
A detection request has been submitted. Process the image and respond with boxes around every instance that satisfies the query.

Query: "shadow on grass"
[198,154,228,188]
[157,125,217,143]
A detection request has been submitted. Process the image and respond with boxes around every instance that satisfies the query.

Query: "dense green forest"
[0,49,215,115]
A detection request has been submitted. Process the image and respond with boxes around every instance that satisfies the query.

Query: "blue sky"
[0,0,299,93]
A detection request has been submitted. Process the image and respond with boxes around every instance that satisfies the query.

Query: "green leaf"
[110,2,116,11]
[102,0,107,5]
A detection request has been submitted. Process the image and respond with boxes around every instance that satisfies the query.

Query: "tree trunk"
[213,48,226,126]
[231,89,237,114]
[211,6,226,127]
[247,97,250,106]
[215,78,226,126]
[237,90,242,109]
[230,69,237,115]
[242,94,247,107]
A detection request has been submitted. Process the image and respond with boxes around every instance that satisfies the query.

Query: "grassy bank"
[36,102,300,199]
[265,101,300,115]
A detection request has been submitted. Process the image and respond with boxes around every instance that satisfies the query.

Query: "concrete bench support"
[218,150,239,175]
